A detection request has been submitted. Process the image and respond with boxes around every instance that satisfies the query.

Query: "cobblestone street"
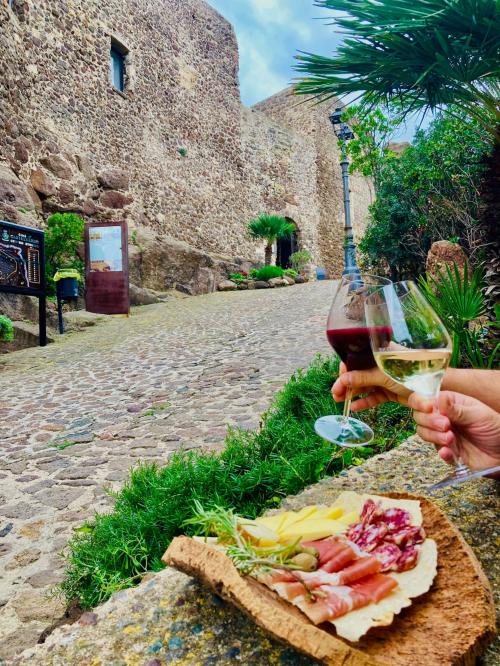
[0,282,333,660]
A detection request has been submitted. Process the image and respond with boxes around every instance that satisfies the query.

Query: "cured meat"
[295,584,372,624]
[280,573,398,625]
[372,543,402,571]
[320,542,357,573]
[349,573,398,603]
[336,556,382,584]
[346,522,388,551]
[287,555,382,589]
[397,545,421,571]
[360,498,384,525]
[385,525,425,548]
[302,537,356,570]
[381,507,411,531]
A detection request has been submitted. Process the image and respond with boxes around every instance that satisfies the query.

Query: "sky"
[205,0,430,142]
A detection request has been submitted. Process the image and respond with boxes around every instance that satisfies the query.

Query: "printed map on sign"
[0,224,42,289]
[89,225,123,272]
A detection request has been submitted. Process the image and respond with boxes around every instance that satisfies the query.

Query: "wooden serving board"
[162,493,496,666]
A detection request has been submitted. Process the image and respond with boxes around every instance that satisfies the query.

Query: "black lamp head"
[329,107,343,129]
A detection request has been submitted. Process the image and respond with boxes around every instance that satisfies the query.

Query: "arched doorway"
[276,219,299,268]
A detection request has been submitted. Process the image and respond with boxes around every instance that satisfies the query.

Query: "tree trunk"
[264,243,272,266]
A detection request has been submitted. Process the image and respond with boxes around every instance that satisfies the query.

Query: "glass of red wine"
[315,274,392,447]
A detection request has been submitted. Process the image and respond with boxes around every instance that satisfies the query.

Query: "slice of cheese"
[285,505,319,526]
[312,505,344,521]
[279,518,348,543]
[254,514,284,532]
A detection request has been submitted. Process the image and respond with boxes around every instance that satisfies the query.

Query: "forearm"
[442,369,500,412]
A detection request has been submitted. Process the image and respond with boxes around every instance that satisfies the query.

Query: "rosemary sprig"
[183,501,314,576]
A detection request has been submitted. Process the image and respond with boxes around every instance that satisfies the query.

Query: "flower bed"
[218,268,307,292]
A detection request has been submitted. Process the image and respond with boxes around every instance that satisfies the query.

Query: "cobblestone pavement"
[0,282,333,660]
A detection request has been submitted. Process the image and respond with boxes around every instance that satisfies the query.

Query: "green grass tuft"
[58,355,413,609]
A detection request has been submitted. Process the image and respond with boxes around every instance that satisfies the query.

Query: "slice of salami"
[397,544,421,571]
[349,522,388,552]
[360,499,384,525]
[382,507,411,532]
[385,525,426,547]
[372,543,401,571]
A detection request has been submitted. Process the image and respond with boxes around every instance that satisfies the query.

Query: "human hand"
[408,391,500,471]
[332,363,411,411]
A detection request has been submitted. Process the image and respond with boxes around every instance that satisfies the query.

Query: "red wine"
[326,327,392,371]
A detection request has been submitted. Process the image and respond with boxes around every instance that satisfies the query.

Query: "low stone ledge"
[15,438,499,665]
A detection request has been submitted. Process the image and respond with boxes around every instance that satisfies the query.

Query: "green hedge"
[59,355,413,609]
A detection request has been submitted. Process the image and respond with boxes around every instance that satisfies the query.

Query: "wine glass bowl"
[365,281,452,399]
[364,280,499,490]
[314,274,391,447]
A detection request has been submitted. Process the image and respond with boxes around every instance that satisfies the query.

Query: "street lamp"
[329,107,360,276]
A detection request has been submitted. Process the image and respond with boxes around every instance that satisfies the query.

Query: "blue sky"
[205,0,429,141]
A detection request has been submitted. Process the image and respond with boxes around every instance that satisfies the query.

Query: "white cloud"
[238,30,290,101]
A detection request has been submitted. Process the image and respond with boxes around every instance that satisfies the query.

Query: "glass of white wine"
[364,281,499,490]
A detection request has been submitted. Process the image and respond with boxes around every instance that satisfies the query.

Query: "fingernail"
[436,418,449,431]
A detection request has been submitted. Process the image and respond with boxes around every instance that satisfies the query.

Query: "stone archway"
[276,218,299,269]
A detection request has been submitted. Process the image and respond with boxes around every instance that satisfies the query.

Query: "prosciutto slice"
[301,537,357,572]
[270,573,399,625]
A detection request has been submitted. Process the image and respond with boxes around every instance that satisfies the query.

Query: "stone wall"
[0,0,373,295]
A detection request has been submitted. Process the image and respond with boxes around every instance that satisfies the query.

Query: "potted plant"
[290,250,313,279]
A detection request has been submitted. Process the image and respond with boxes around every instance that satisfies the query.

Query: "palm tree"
[294,0,499,132]
[294,0,499,307]
[248,215,296,266]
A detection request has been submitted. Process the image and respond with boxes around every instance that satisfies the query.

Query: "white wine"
[373,349,451,398]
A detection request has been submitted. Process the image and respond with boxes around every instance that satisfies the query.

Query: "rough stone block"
[100,190,133,209]
[40,154,73,179]
[30,169,56,196]
[98,167,130,190]
[268,277,288,288]
[217,280,237,291]
[129,284,161,306]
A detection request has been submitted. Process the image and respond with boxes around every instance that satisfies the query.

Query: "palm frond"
[247,215,295,243]
[294,0,500,132]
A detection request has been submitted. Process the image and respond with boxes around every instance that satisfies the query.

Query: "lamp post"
[329,107,359,276]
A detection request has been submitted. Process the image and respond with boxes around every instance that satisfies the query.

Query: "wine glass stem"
[342,388,353,423]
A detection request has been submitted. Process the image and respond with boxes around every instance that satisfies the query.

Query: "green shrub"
[229,272,247,284]
[290,250,313,273]
[252,265,284,281]
[284,268,299,279]
[0,315,14,343]
[59,355,412,609]
[45,213,85,294]
[419,262,499,368]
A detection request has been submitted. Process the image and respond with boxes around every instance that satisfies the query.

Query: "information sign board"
[0,220,45,296]
[84,222,129,315]
[0,220,47,346]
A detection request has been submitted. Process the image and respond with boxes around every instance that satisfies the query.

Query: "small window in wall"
[110,39,128,92]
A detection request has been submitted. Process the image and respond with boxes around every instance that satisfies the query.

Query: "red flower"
[242,271,248,276]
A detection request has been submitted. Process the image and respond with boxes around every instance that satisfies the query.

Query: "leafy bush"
[252,265,284,281]
[290,250,313,273]
[359,113,493,280]
[284,268,299,279]
[59,355,412,609]
[0,315,14,343]
[45,213,85,294]
[419,262,499,368]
